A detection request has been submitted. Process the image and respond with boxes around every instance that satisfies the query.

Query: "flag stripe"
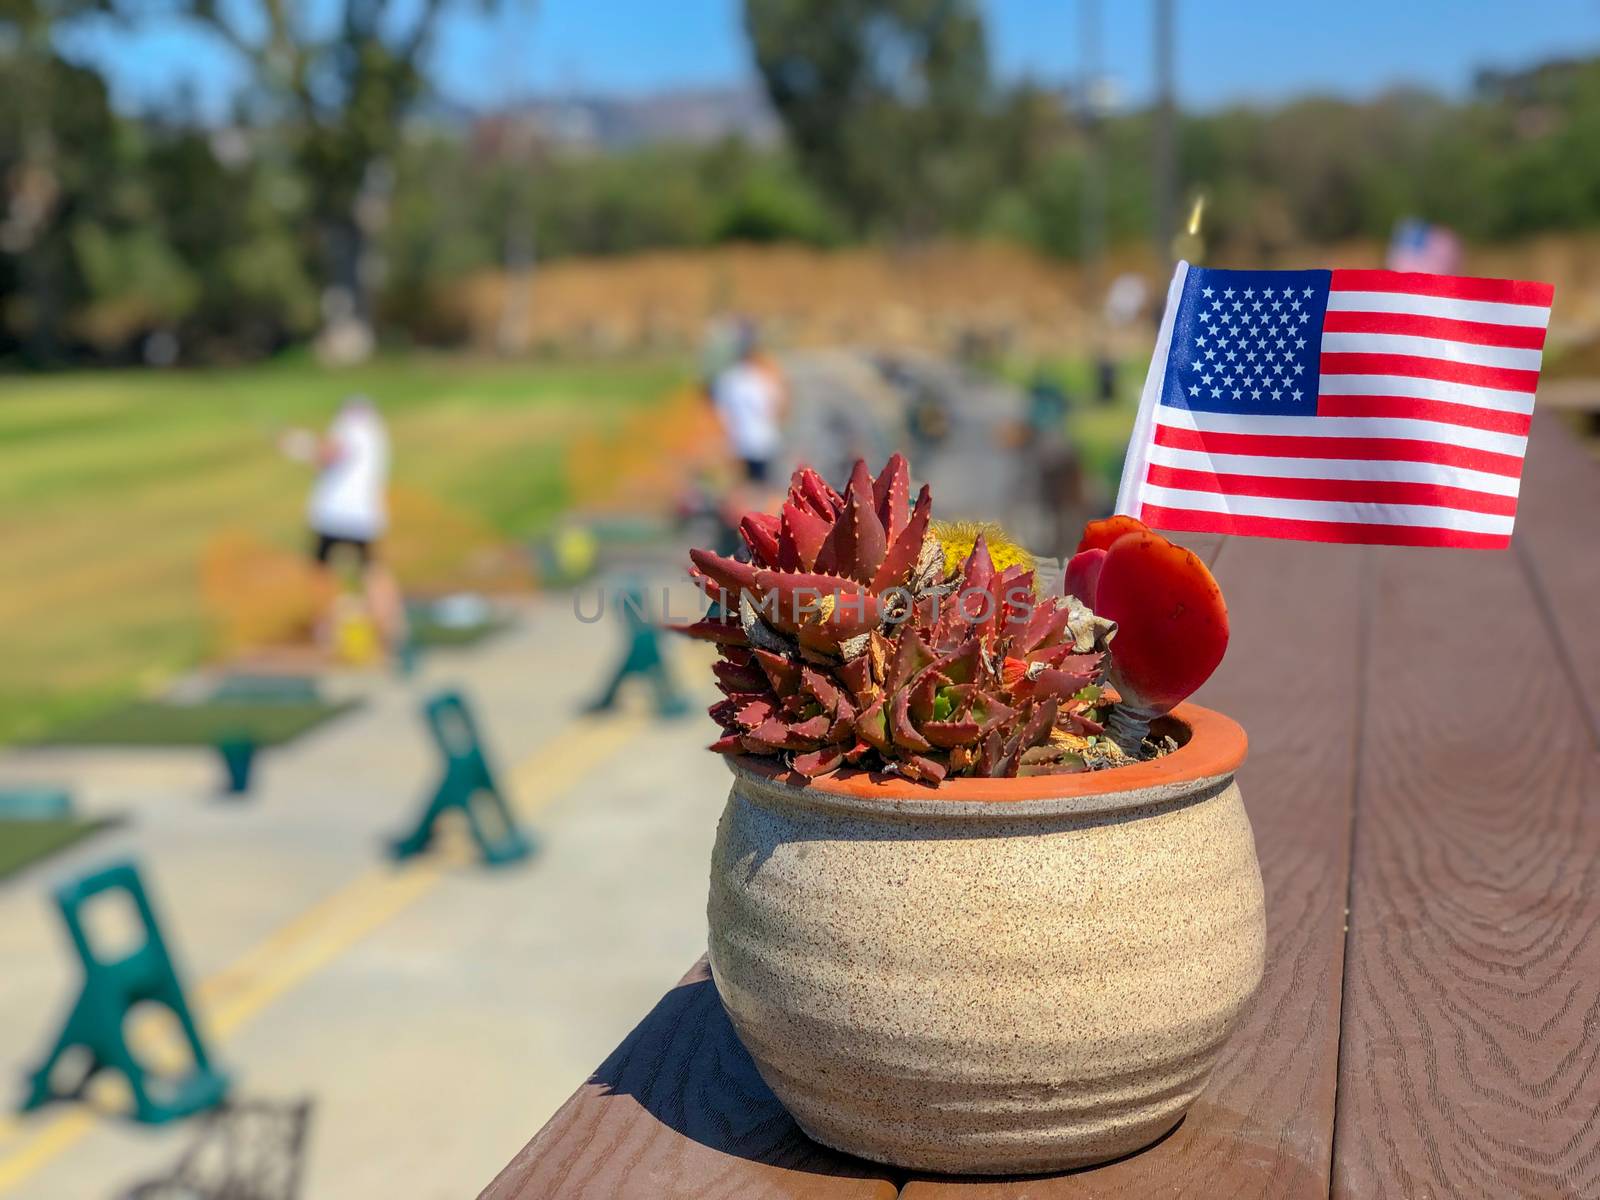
[1319,351,1540,394]
[1316,394,1531,436]
[1325,289,1550,327]
[1145,442,1522,497]
[1139,504,1512,549]
[1319,331,1544,371]
[1156,405,1529,455]
[1332,269,1554,306]
[1321,309,1548,350]
[1151,423,1527,478]
[1139,483,1516,535]
[1144,464,1519,516]
[1314,372,1535,413]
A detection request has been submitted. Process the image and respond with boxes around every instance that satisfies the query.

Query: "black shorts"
[312,532,373,568]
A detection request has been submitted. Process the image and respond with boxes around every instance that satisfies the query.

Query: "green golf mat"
[0,818,113,882]
[38,700,359,747]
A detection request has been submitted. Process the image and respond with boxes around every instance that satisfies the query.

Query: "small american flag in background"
[1116,264,1555,548]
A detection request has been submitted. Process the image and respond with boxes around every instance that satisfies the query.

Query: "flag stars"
[1295,337,1307,350]
[1201,286,1214,298]
[1293,362,1305,375]
[1223,287,1235,299]
[1302,286,1314,297]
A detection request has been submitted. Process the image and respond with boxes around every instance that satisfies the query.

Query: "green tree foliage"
[745,0,997,236]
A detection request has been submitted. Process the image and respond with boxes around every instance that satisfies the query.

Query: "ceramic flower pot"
[707,702,1264,1176]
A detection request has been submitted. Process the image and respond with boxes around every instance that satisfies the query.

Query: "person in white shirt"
[284,395,407,652]
[712,325,785,484]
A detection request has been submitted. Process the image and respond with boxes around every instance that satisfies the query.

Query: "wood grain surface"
[903,536,1365,1199]
[478,959,898,1200]
[1512,411,1600,749]
[1330,530,1600,1196]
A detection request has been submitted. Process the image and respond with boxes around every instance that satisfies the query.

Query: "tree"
[90,0,515,356]
[744,0,996,238]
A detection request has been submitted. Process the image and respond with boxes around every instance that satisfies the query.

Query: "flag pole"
[1114,262,1188,517]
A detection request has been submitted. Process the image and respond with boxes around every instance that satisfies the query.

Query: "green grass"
[0,351,687,745]
[0,818,113,882]
[38,699,359,747]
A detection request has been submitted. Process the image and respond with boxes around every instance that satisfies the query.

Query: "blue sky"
[60,0,1600,119]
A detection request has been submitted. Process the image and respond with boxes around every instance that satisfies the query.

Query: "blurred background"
[2,2,1599,1197]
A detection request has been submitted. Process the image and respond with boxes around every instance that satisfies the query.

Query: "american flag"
[1115,264,1555,548]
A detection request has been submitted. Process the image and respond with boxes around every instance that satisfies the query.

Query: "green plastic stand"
[216,737,257,796]
[586,583,691,719]
[389,692,533,867]
[0,786,73,820]
[22,861,229,1124]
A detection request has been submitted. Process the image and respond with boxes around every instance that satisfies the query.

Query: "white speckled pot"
[707,703,1264,1176]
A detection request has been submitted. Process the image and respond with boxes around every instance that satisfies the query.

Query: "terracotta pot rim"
[725,701,1246,804]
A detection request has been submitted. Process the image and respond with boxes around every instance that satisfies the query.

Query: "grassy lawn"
[0,818,114,882]
[0,352,687,744]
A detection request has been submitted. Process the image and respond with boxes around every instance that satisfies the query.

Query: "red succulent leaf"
[869,483,932,592]
[1076,514,1151,554]
[800,666,843,715]
[672,614,747,646]
[689,548,758,602]
[837,654,875,702]
[778,501,832,572]
[922,719,981,749]
[1030,657,1103,701]
[934,638,982,686]
[872,453,911,542]
[753,649,802,697]
[1018,697,1059,748]
[792,745,847,777]
[815,460,887,584]
[734,697,776,728]
[709,734,744,754]
[753,569,884,650]
[889,687,933,751]
[790,466,841,520]
[1014,600,1075,656]
[740,513,781,564]
[857,697,891,753]
[887,629,937,692]
[1095,529,1230,714]
[1063,546,1107,607]
[901,754,948,783]
[1062,709,1105,736]
[712,658,767,693]
[789,713,833,740]
[968,692,1017,737]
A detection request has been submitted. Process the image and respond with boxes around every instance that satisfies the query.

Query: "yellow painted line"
[0,711,648,1195]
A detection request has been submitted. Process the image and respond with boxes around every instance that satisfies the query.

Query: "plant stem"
[1105,704,1153,756]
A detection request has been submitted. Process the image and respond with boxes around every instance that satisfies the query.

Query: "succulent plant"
[1064,516,1230,754]
[680,459,1224,783]
[680,454,939,658]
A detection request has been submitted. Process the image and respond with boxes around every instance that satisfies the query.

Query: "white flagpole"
[1114,260,1189,517]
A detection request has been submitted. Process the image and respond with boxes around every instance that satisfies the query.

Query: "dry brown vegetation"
[445,235,1600,360]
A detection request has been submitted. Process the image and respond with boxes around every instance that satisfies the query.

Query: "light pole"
[1153,0,1176,269]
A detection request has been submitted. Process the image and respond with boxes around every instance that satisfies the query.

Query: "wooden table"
[483,413,1600,1199]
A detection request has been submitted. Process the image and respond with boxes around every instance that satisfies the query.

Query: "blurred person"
[712,322,786,486]
[281,395,408,655]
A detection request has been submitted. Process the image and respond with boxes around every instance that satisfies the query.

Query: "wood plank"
[479,959,899,1200]
[1331,516,1600,1196]
[1510,411,1600,746]
[904,536,1364,1198]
